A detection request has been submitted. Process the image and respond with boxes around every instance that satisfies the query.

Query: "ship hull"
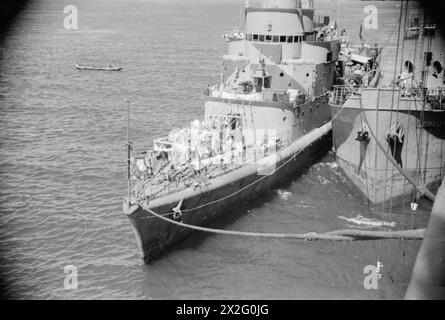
[330,100,445,207]
[124,123,332,263]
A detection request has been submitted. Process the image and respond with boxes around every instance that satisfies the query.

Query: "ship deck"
[131,140,292,203]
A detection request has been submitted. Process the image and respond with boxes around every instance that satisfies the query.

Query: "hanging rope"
[139,202,425,241]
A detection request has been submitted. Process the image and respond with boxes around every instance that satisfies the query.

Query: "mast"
[126,100,132,202]
[416,6,425,88]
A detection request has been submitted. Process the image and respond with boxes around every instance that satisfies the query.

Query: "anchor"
[172,198,184,221]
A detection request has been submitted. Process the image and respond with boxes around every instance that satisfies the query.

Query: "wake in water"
[313,161,338,170]
[337,215,397,229]
[277,189,292,201]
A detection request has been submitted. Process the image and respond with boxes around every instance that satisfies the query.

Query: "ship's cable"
[139,202,425,241]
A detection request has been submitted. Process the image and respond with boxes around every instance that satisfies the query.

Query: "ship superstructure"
[124,0,341,263]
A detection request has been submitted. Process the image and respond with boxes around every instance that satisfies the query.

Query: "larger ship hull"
[330,90,445,207]
[124,123,332,263]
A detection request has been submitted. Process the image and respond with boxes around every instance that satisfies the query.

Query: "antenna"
[126,100,132,202]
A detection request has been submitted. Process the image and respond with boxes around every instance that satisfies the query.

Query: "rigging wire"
[383,0,405,216]
[358,97,435,202]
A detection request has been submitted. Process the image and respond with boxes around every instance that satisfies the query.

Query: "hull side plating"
[127,131,331,263]
[331,103,445,206]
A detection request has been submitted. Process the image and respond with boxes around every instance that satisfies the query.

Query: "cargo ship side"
[329,3,445,208]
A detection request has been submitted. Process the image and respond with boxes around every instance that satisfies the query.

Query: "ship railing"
[132,127,293,201]
[331,85,362,105]
[388,86,445,109]
[208,86,293,104]
[425,87,445,110]
[245,0,314,9]
[331,85,445,109]
[208,88,264,101]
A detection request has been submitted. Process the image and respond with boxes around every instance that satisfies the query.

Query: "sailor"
[233,124,244,165]
[136,158,147,176]
[399,71,412,88]
[204,83,211,96]
[198,131,211,161]
[190,119,201,160]
[144,152,154,176]
[223,135,234,165]
[191,150,201,173]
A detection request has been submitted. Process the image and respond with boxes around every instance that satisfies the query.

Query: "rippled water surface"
[0,0,431,299]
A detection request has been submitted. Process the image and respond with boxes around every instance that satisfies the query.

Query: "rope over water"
[140,203,425,241]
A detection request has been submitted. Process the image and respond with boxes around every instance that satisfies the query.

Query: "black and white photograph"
[0,0,444,303]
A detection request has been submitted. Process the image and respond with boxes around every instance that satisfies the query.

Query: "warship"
[329,2,445,209]
[123,0,341,263]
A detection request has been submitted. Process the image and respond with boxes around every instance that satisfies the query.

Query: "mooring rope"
[139,203,425,241]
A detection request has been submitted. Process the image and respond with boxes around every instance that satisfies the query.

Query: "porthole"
[433,61,443,73]
[404,60,414,73]
[306,73,310,77]
[279,72,284,77]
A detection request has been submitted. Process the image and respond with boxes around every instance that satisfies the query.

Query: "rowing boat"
[75,64,122,71]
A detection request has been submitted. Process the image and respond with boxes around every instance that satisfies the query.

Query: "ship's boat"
[124,0,342,263]
[75,64,122,71]
[329,3,445,209]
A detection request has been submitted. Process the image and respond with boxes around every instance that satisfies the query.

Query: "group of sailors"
[344,63,368,86]
[222,30,245,42]
[317,24,343,42]
[131,117,250,182]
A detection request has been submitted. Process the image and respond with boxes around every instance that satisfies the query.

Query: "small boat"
[75,64,122,71]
